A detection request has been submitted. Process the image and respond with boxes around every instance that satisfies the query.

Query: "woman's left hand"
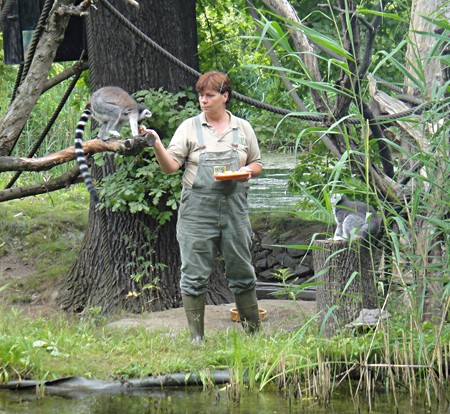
[237,166,252,182]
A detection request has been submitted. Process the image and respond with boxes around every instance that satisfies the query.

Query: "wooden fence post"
[313,239,378,337]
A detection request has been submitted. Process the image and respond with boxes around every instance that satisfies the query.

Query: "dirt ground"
[107,299,317,335]
[0,253,317,335]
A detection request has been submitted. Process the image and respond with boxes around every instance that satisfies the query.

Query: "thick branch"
[368,77,430,152]
[0,134,155,173]
[246,1,307,111]
[260,0,329,113]
[43,61,89,92]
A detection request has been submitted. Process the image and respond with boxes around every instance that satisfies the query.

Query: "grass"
[0,180,89,304]
[0,179,449,410]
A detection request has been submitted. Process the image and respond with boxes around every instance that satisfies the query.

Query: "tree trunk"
[404,0,449,322]
[405,0,447,97]
[313,239,378,337]
[58,0,233,314]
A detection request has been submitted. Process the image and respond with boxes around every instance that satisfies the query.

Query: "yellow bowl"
[230,307,267,322]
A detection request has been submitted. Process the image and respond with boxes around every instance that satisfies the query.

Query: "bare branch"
[368,77,430,153]
[0,167,83,202]
[56,0,96,16]
[359,1,387,78]
[317,3,374,32]
[56,5,90,17]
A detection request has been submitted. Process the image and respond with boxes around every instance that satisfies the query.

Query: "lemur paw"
[333,236,346,241]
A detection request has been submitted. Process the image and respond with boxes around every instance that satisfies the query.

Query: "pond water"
[248,152,302,211]
[1,385,448,413]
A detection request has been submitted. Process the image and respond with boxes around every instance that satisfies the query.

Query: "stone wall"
[250,213,329,298]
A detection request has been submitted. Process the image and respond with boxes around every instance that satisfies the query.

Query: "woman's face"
[198,88,228,115]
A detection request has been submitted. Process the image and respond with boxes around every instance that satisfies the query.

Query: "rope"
[98,0,432,126]
[20,0,54,84]
[85,12,98,91]
[0,0,15,23]
[5,69,84,189]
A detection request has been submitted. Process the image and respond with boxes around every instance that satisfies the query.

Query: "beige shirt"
[167,111,262,188]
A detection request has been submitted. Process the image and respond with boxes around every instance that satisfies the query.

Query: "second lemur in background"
[331,194,382,242]
[74,86,152,203]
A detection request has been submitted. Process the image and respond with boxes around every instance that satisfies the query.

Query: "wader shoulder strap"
[194,115,205,147]
[232,127,239,145]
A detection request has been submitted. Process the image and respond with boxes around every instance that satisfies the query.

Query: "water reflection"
[1,386,448,414]
[249,152,302,211]
[0,388,300,413]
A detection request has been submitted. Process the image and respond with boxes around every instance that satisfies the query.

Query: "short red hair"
[196,71,232,105]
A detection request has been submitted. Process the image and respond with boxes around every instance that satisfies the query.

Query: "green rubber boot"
[234,288,261,335]
[182,293,206,345]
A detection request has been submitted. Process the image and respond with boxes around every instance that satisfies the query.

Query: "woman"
[142,71,263,344]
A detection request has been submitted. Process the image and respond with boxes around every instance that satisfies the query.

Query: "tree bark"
[313,239,378,337]
[60,204,185,314]
[58,0,234,314]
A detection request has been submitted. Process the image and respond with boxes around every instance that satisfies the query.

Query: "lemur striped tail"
[74,105,99,203]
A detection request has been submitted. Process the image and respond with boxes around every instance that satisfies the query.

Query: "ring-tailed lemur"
[330,194,382,242]
[74,86,152,203]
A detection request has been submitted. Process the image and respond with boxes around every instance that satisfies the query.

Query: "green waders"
[178,115,260,342]
[234,288,260,334]
[182,293,206,345]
